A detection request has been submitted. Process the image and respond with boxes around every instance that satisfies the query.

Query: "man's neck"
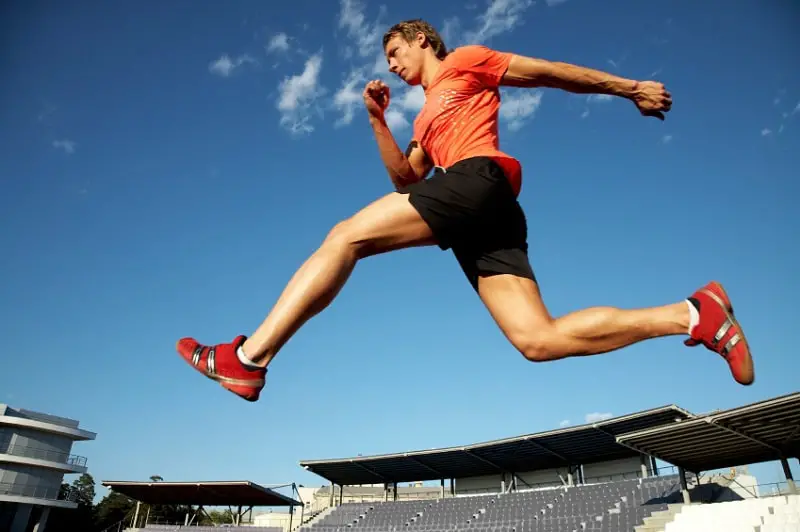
[421,55,443,90]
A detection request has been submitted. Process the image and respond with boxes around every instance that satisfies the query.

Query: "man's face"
[384,33,425,85]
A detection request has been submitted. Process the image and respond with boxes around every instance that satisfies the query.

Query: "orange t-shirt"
[412,45,522,196]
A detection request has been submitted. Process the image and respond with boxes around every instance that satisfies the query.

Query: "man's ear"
[415,31,428,48]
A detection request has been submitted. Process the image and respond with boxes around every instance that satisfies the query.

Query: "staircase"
[297,505,334,529]
[634,503,690,532]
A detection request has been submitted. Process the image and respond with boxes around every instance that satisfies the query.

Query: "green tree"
[93,490,136,531]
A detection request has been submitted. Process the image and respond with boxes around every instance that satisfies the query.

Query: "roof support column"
[393,482,397,501]
[781,458,797,494]
[640,454,650,479]
[440,478,444,499]
[501,472,506,493]
[329,482,334,508]
[678,466,691,504]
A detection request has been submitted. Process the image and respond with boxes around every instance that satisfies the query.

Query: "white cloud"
[333,68,365,127]
[52,139,76,154]
[499,90,543,131]
[587,94,613,103]
[466,0,534,44]
[267,32,290,53]
[337,0,386,58]
[396,85,425,112]
[585,412,613,423]
[661,134,673,144]
[277,53,324,135]
[385,109,409,130]
[208,54,255,77]
[559,419,571,428]
[761,128,772,136]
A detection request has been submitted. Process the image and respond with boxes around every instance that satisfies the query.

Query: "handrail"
[0,442,87,467]
[0,481,78,501]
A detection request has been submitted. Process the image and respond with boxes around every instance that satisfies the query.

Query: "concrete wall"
[583,457,650,482]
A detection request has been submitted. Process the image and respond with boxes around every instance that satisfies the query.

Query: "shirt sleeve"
[450,45,513,87]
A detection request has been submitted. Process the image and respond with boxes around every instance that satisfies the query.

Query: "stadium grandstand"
[105,392,799,532]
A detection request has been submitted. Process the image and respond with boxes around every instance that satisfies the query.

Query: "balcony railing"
[0,443,87,468]
[0,481,78,502]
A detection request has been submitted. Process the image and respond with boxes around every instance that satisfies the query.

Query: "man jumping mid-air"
[176,19,754,401]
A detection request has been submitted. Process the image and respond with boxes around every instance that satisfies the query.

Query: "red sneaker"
[176,335,266,401]
[685,282,754,385]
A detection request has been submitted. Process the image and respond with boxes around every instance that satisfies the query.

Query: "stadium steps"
[634,503,690,532]
[298,506,335,529]
[663,494,800,532]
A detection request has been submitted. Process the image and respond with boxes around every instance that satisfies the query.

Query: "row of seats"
[665,494,800,532]
[143,525,282,532]
[305,475,683,531]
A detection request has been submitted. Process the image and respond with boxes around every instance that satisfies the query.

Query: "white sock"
[686,299,700,335]
[237,345,261,369]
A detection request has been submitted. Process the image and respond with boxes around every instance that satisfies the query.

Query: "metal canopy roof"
[299,405,692,486]
[616,392,800,473]
[101,481,301,507]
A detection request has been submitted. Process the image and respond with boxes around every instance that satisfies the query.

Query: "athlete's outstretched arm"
[501,55,672,119]
[363,79,432,189]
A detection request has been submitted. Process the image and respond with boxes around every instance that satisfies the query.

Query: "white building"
[0,404,96,532]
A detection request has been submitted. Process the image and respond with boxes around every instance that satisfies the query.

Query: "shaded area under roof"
[299,405,693,486]
[616,391,800,473]
[101,480,301,507]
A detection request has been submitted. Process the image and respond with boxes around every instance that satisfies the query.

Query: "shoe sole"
[176,341,263,402]
[700,282,754,386]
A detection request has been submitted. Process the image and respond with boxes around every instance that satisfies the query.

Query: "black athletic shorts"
[404,156,536,290]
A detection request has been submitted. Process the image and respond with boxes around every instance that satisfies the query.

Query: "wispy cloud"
[266,32,290,54]
[277,53,325,135]
[559,419,571,428]
[585,412,613,423]
[465,0,534,44]
[52,139,76,154]
[761,128,772,137]
[337,0,386,58]
[208,53,256,77]
[332,68,365,127]
[587,94,613,103]
[385,109,409,130]
[661,134,673,144]
[500,90,543,131]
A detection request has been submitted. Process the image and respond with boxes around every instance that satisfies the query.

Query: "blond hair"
[382,19,448,60]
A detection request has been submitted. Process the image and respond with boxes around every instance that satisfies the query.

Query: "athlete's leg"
[476,274,689,361]
[241,191,436,365]
[175,191,437,401]
[476,273,754,385]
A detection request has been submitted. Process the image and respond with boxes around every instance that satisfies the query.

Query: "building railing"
[0,442,87,467]
[0,481,78,502]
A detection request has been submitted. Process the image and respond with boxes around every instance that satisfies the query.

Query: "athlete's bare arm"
[364,80,433,190]
[502,55,672,120]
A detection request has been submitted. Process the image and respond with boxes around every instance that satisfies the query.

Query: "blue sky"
[1,0,798,502]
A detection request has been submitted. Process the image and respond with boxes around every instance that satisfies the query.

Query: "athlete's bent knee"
[322,218,373,259]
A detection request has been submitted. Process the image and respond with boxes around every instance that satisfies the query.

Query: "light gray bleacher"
[305,475,682,532]
[143,525,282,532]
